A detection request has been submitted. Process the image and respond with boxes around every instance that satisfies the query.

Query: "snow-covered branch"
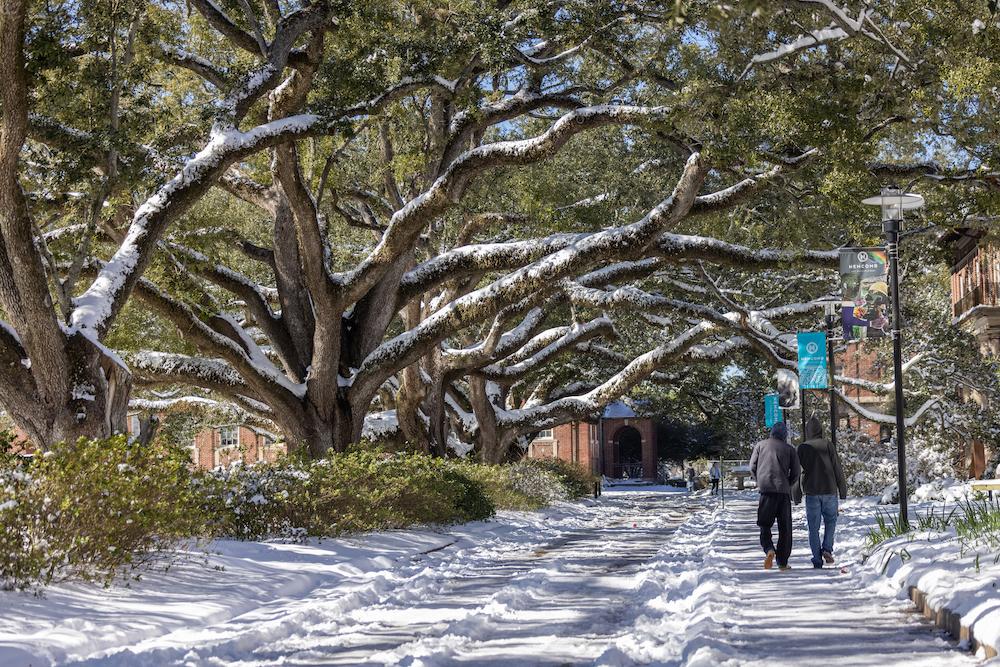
[340,104,681,308]
[835,389,942,428]
[483,317,614,380]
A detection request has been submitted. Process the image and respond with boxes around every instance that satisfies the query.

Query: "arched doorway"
[613,426,643,479]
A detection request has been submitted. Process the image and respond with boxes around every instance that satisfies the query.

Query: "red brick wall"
[526,422,601,474]
[834,344,889,440]
[601,417,656,480]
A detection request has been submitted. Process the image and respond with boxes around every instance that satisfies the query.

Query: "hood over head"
[805,415,823,440]
[770,422,788,443]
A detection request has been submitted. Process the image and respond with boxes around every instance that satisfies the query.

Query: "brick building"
[946,229,1000,355]
[942,229,1000,477]
[10,415,287,470]
[835,342,892,441]
[526,401,658,481]
[183,423,285,469]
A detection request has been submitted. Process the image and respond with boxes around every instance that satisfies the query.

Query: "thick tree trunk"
[3,335,131,448]
[468,374,506,463]
[395,363,428,451]
[424,375,449,458]
[276,392,360,459]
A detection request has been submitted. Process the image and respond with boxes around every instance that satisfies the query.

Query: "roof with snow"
[602,401,638,419]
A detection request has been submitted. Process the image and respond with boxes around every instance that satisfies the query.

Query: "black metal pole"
[884,215,909,529]
[800,386,808,443]
[826,314,838,450]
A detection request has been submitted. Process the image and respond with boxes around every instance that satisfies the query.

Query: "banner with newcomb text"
[797,331,828,389]
[839,248,890,341]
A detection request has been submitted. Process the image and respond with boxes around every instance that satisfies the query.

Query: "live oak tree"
[113,0,900,459]
[3,0,997,459]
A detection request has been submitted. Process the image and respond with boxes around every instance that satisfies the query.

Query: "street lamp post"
[824,302,839,451]
[861,187,924,529]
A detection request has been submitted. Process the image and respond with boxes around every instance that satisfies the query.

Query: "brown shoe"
[778,564,792,571]
[822,551,835,564]
[764,549,775,570]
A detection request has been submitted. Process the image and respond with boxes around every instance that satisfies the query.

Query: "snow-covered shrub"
[505,461,567,505]
[911,478,970,503]
[0,436,209,591]
[198,460,311,540]
[447,460,561,510]
[205,450,495,540]
[518,458,598,499]
[837,426,966,502]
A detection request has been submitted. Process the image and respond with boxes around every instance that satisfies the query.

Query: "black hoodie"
[793,416,848,503]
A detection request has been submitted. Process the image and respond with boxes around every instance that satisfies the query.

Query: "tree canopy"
[1,0,998,461]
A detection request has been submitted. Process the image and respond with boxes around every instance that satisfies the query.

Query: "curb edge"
[908,585,999,659]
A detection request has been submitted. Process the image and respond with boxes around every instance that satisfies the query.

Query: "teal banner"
[764,393,782,427]
[797,331,828,389]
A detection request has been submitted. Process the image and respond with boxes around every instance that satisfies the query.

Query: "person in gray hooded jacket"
[793,415,848,568]
[749,422,799,570]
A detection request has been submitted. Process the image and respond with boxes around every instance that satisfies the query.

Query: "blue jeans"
[804,494,838,567]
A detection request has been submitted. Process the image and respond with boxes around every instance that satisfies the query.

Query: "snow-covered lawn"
[0,490,694,666]
[847,483,1000,657]
[0,487,991,666]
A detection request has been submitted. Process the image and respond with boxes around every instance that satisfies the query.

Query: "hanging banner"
[764,393,782,427]
[839,248,890,341]
[776,369,800,409]
[797,331,828,389]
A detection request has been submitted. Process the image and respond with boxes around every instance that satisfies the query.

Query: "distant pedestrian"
[686,466,696,493]
[793,415,848,569]
[709,462,721,496]
[749,422,800,571]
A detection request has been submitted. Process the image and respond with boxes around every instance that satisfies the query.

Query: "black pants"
[757,492,792,566]
[711,479,719,494]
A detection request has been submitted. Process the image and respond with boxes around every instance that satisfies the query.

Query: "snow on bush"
[519,458,598,499]
[0,435,210,591]
[506,461,568,504]
[837,425,966,502]
[201,450,497,540]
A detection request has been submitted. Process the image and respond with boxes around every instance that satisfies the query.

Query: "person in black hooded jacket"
[793,415,848,568]
[750,422,799,570]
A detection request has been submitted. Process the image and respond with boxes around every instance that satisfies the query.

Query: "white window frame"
[218,425,240,449]
[536,428,554,440]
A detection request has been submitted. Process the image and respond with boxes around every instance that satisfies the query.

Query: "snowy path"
[700,500,975,665]
[601,497,977,666]
[60,490,698,666]
[4,491,983,666]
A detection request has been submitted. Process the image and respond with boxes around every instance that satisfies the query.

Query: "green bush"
[0,436,210,591]
[206,450,496,540]
[0,436,595,587]
[519,458,598,499]
[448,460,556,510]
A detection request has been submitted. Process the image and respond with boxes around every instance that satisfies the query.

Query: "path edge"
[907,585,999,659]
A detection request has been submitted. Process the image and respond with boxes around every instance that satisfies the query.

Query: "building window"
[219,425,240,448]
[537,429,553,440]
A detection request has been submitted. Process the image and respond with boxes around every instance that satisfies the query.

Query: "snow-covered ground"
[0,488,988,666]
[600,494,975,666]
[850,482,1000,656]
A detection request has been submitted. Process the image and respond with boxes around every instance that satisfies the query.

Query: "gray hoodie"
[750,423,800,495]
[793,416,848,503]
